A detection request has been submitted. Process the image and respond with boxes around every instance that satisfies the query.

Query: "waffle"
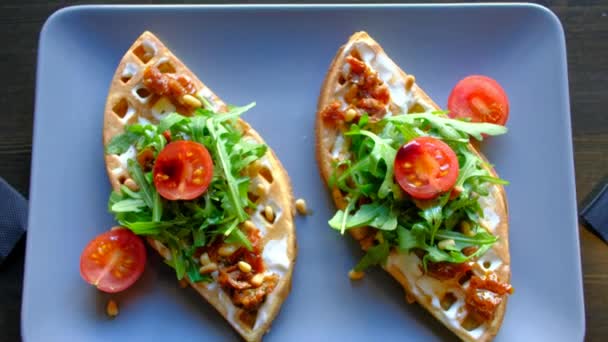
[315,32,511,341]
[103,31,296,342]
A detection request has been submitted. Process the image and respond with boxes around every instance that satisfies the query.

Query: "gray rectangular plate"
[24,4,584,341]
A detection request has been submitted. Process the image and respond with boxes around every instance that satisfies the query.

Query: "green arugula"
[329,111,508,269]
[328,202,398,232]
[354,240,390,272]
[106,132,139,155]
[387,111,507,142]
[105,103,264,283]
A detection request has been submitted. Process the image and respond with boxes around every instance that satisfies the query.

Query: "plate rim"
[24,3,583,341]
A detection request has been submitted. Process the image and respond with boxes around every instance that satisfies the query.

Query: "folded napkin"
[0,177,27,264]
[580,179,608,244]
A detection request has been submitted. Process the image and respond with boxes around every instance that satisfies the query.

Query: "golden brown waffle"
[315,32,510,341]
[103,31,296,342]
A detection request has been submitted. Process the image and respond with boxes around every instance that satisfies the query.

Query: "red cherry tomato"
[448,75,509,125]
[80,228,146,293]
[153,141,214,200]
[394,137,459,200]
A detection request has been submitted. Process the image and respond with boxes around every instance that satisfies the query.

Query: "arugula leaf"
[354,240,390,272]
[190,115,207,145]
[120,219,188,235]
[170,247,186,280]
[224,228,253,251]
[344,129,396,199]
[107,102,266,283]
[120,185,141,199]
[111,198,146,212]
[152,191,162,222]
[387,111,507,141]
[186,264,211,283]
[106,131,139,155]
[215,102,256,123]
[127,159,155,209]
[435,230,498,246]
[329,202,398,232]
[397,226,424,251]
[207,117,248,222]
[328,109,510,269]
[191,224,207,248]
[158,112,187,133]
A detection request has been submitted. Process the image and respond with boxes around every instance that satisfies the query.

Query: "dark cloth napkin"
[580,179,608,244]
[0,177,27,264]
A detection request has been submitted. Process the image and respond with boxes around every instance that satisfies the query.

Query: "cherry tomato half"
[80,228,146,293]
[394,136,459,200]
[153,140,214,200]
[447,75,509,125]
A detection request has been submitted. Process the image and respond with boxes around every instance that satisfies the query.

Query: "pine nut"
[238,261,252,273]
[256,182,268,196]
[264,205,275,222]
[199,263,218,274]
[344,108,357,122]
[106,299,119,318]
[348,270,365,280]
[461,221,475,237]
[438,239,456,250]
[405,75,416,91]
[124,178,139,191]
[218,244,238,257]
[295,198,307,215]
[182,94,202,108]
[242,220,256,232]
[199,252,211,266]
[250,273,265,287]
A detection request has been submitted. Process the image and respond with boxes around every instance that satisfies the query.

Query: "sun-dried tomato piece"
[426,261,472,280]
[231,274,279,311]
[218,265,252,290]
[465,273,513,320]
[346,55,366,74]
[143,66,196,102]
[320,101,345,124]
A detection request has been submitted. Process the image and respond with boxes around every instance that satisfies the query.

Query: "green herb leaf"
[387,111,507,141]
[120,219,188,235]
[207,117,248,222]
[152,191,162,222]
[344,129,396,199]
[328,109,510,269]
[187,265,212,283]
[111,199,146,212]
[354,240,390,272]
[120,185,141,199]
[158,112,187,133]
[106,132,139,155]
[224,228,253,251]
[329,202,398,232]
[127,159,155,209]
[108,102,266,283]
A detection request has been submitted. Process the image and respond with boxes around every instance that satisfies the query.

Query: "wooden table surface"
[0,1,606,341]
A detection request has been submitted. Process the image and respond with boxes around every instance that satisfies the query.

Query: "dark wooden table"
[1,1,606,341]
